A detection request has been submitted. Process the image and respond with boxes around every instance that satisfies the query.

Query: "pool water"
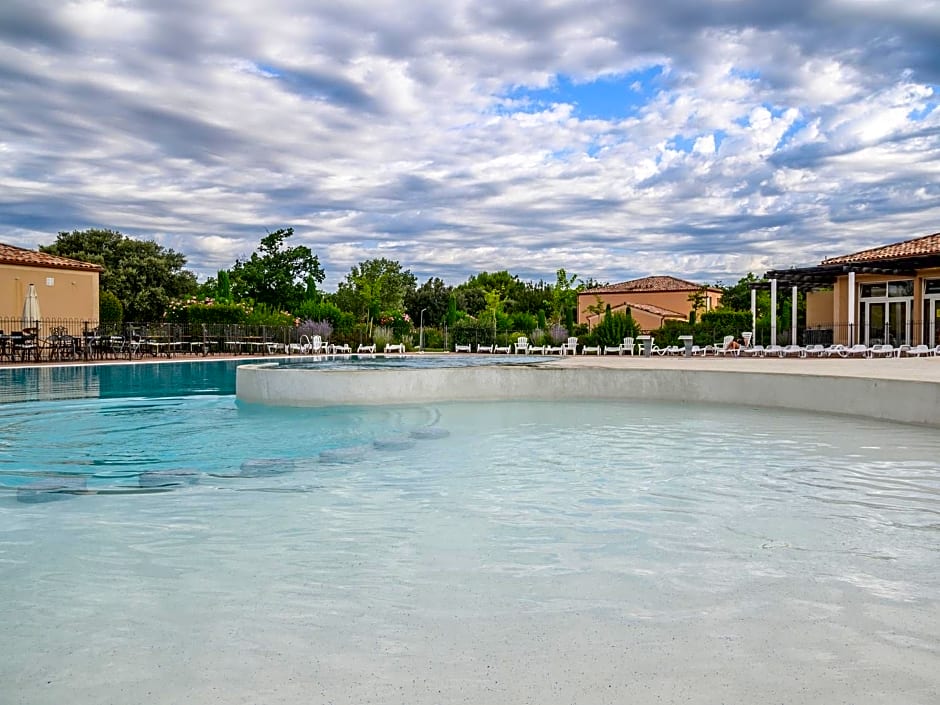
[0,365,938,704]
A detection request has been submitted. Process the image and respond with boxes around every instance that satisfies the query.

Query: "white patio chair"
[514,336,529,354]
[562,337,579,355]
[844,344,870,358]
[869,344,895,358]
[714,335,738,356]
[802,344,827,357]
[454,344,472,353]
[904,344,932,357]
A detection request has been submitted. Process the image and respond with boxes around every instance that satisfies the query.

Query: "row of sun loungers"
[452,337,940,358]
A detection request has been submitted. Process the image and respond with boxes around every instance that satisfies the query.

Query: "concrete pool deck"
[237,354,940,428]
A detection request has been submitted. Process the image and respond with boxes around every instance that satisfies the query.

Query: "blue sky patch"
[499,66,664,120]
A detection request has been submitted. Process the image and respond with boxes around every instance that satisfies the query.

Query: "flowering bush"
[548,323,568,344]
[165,297,253,324]
[298,319,333,340]
[376,312,412,339]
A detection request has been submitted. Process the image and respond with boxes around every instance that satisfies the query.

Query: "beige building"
[766,231,940,347]
[578,276,723,332]
[1,243,102,327]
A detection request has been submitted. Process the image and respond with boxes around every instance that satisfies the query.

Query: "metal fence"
[0,318,308,363]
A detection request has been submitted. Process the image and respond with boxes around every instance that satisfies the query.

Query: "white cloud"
[0,0,938,287]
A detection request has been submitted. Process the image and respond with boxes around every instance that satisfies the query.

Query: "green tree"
[98,290,123,322]
[454,271,523,315]
[446,293,458,327]
[551,268,579,325]
[592,308,640,347]
[514,279,553,315]
[230,228,324,312]
[217,270,232,302]
[718,273,763,312]
[333,258,417,332]
[42,228,197,321]
[404,277,452,326]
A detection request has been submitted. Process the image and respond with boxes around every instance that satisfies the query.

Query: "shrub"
[244,303,293,326]
[165,298,250,324]
[298,319,333,340]
[372,325,393,347]
[548,323,568,344]
[592,312,639,348]
[99,290,123,322]
[421,326,445,350]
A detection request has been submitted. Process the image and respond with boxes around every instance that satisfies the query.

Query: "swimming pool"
[1,361,938,704]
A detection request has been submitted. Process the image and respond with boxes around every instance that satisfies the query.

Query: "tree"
[551,268,579,325]
[592,309,640,347]
[333,258,417,331]
[454,271,523,315]
[405,277,452,327]
[718,273,763,313]
[514,279,553,316]
[41,228,197,321]
[230,228,324,312]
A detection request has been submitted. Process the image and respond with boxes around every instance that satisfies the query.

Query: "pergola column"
[792,285,798,345]
[847,270,856,344]
[750,288,757,342]
[770,278,777,346]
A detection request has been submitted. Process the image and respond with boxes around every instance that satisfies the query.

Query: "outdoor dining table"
[0,334,12,361]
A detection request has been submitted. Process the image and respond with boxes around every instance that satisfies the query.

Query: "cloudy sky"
[1,1,939,288]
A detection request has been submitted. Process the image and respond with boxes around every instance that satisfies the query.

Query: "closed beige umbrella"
[22,283,41,329]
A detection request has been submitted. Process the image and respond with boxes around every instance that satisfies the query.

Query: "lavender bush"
[298,319,333,340]
[548,324,568,344]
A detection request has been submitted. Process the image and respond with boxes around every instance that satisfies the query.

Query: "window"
[859,280,912,298]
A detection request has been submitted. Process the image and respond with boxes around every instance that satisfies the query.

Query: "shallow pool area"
[1,366,938,703]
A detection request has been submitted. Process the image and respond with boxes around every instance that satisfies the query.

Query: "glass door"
[864,301,886,345]
[887,300,910,346]
[926,297,940,346]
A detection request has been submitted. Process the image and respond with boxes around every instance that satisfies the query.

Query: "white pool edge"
[236,360,940,428]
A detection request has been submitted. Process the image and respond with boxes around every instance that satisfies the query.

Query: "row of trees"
[40,227,801,348]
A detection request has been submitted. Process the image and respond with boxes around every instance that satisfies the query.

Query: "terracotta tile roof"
[822,232,940,265]
[584,275,717,294]
[0,242,103,272]
[584,300,685,320]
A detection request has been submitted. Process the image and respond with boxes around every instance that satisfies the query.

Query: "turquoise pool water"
[1,362,938,704]
[0,355,544,404]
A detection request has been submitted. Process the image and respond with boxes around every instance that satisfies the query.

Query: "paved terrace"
[237,353,940,428]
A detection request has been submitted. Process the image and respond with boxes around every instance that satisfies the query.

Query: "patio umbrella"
[22,283,41,329]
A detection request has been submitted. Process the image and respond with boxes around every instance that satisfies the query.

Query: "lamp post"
[419,308,427,352]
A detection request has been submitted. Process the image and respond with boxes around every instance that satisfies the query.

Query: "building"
[577,276,723,332]
[1,243,103,326]
[765,231,940,347]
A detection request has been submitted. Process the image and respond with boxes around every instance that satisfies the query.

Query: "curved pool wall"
[237,361,940,428]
